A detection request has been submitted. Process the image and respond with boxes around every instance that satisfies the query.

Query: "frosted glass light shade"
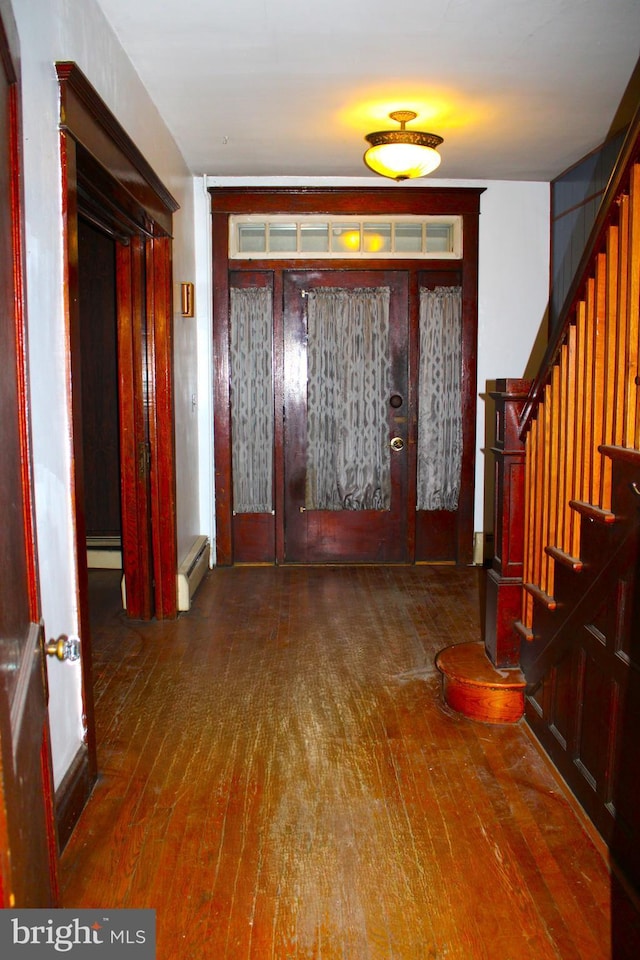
[363,110,443,182]
[363,142,442,181]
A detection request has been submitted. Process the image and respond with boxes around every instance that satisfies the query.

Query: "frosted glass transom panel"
[230,215,461,259]
[237,222,266,253]
[268,223,297,252]
[300,223,329,252]
[364,222,392,253]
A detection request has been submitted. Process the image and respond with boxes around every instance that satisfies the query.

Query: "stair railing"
[488,104,640,668]
[517,113,640,644]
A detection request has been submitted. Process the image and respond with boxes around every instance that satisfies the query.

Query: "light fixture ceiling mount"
[363,110,443,182]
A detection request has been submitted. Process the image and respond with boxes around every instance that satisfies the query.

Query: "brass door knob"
[46,635,80,661]
[390,437,404,451]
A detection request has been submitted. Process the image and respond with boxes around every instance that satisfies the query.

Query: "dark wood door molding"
[56,62,179,838]
[56,62,178,234]
[146,235,178,620]
[211,186,483,566]
[116,237,154,620]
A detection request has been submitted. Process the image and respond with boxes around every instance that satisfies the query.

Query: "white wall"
[9,0,198,787]
[202,176,550,553]
[475,181,550,541]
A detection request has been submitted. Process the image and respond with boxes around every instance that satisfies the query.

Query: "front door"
[0,10,58,906]
[283,271,409,562]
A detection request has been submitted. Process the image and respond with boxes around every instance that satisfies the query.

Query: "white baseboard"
[473,531,494,565]
[177,535,211,612]
[87,536,122,569]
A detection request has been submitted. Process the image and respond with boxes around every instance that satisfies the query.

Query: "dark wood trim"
[406,270,420,561]
[212,213,233,565]
[54,744,94,852]
[146,235,178,619]
[458,210,481,564]
[56,62,178,235]
[60,129,99,790]
[8,39,38,621]
[211,186,485,216]
[484,379,531,667]
[40,717,60,904]
[214,256,466,274]
[116,238,154,619]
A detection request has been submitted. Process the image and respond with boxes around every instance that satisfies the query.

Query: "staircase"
[438,104,640,893]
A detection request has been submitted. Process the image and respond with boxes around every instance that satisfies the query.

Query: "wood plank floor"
[61,565,640,959]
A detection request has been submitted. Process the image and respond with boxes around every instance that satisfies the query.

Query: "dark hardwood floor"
[61,565,640,959]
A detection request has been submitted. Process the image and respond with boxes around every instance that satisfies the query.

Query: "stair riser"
[441,676,524,724]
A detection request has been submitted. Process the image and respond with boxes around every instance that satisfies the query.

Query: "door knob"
[46,635,80,662]
[390,437,404,451]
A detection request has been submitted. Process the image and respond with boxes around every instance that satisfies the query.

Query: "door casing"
[211,187,483,566]
[55,62,179,844]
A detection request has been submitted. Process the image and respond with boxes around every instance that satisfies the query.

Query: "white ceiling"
[95,0,640,182]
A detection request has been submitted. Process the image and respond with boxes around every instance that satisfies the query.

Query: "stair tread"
[545,545,584,571]
[599,444,640,466]
[524,582,557,610]
[435,641,525,689]
[569,499,616,523]
[514,619,535,642]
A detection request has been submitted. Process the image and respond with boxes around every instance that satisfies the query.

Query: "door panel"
[0,11,58,906]
[283,271,409,562]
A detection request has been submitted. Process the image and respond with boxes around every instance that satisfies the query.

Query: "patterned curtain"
[230,287,273,513]
[417,286,463,511]
[306,287,391,511]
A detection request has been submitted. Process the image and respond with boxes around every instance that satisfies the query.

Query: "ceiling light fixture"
[363,110,443,181]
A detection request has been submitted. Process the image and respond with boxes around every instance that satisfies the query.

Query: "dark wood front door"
[0,10,59,906]
[283,271,409,562]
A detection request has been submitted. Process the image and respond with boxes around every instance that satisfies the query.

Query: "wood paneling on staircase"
[507,116,640,895]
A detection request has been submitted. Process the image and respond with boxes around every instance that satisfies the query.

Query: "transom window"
[229,215,462,260]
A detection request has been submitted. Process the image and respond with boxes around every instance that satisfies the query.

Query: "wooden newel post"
[484,378,531,667]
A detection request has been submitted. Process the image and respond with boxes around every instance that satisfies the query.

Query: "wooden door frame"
[55,63,179,841]
[210,186,483,566]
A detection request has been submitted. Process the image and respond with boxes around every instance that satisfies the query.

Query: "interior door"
[283,270,409,562]
[0,10,59,906]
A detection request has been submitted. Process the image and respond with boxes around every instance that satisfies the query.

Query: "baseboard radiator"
[177,535,211,612]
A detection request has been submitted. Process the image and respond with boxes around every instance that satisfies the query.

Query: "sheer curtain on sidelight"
[306,287,391,511]
[417,286,463,511]
[230,287,273,513]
